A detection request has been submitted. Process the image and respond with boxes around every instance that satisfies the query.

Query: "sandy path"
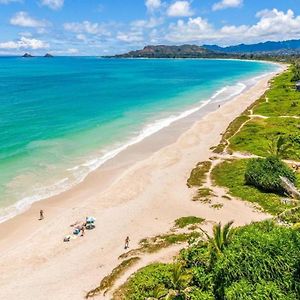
[0,69,282,300]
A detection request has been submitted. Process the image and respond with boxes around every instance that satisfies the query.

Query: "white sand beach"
[0,67,284,300]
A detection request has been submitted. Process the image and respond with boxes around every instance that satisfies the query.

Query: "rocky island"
[44,53,54,57]
[22,53,33,58]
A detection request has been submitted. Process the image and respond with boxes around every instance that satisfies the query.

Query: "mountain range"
[204,39,300,54]
[112,39,300,58]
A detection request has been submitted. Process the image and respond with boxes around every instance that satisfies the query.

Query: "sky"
[0,0,300,55]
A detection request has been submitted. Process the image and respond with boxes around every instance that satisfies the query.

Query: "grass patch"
[253,70,300,117]
[211,159,294,215]
[278,206,300,224]
[175,216,205,228]
[192,187,214,202]
[187,161,212,187]
[113,263,174,300]
[119,232,201,260]
[214,69,300,161]
[229,117,300,160]
[213,115,250,154]
[210,203,224,210]
[86,257,140,298]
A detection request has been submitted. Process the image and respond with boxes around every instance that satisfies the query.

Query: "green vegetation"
[187,161,212,187]
[268,136,294,158]
[117,221,300,300]
[253,69,300,117]
[229,117,300,160]
[119,232,201,260]
[291,63,300,82]
[175,216,205,229]
[86,257,140,298]
[114,263,174,299]
[211,159,290,215]
[245,156,296,195]
[278,206,300,225]
[192,187,214,202]
[210,203,223,210]
[210,69,300,160]
[213,115,250,154]
[222,195,232,200]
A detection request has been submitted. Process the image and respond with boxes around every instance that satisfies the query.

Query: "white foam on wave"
[212,83,246,103]
[0,72,273,224]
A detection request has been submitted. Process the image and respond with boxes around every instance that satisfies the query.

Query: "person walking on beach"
[39,209,44,220]
[124,236,130,249]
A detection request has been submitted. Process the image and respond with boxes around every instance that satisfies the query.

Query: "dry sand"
[0,67,284,300]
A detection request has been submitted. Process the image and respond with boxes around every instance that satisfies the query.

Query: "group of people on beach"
[64,216,96,241]
[39,209,130,248]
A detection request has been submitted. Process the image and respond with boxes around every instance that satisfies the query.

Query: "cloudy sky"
[0,0,300,55]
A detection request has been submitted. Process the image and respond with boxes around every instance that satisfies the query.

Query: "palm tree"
[170,263,191,292]
[206,221,235,267]
[148,264,192,300]
[268,136,292,158]
[147,286,168,300]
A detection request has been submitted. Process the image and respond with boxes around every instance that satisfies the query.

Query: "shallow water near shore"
[0,57,277,222]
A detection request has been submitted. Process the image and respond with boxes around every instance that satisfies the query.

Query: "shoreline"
[0,64,286,300]
[0,62,281,224]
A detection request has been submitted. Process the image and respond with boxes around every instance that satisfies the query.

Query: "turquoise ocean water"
[0,57,277,221]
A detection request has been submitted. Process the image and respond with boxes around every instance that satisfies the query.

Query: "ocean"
[0,57,277,222]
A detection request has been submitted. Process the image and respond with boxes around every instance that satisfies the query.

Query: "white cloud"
[212,0,242,11]
[131,17,163,29]
[10,11,48,28]
[116,31,144,43]
[165,9,300,45]
[40,0,64,10]
[64,21,111,36]
[52,48,79,55]
[67,48,78,54]
[166,17,213,42]
[0,37,49,49]
[145,0,161,11]
[76,34,87,41]
[167,1,193,17]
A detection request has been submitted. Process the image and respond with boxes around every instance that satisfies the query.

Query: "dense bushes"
[291,63,300,82]
[116,263,173,299]
[245,156,296,195]
[212,222,300,299]
[117,222,300,300]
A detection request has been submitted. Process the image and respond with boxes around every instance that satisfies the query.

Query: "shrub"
[175,216,205,228]
[245,156,296,195]
[291,63,300,82]
[116,263,173,299]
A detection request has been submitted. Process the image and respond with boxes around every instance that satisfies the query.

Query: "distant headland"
[106,39,300,62]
